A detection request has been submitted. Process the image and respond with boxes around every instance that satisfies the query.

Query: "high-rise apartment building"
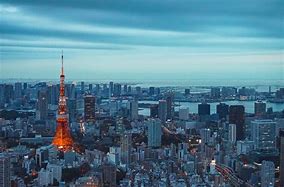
[147,119,162,147]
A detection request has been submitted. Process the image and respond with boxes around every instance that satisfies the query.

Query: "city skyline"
[1,0,283,80]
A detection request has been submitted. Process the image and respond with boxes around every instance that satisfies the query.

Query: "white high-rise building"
[228,124,236,144]
[251,120,276,150]
[261,161,275,187]
[179,108,189,120]
[200,128,211,144]
[147,119,162,147]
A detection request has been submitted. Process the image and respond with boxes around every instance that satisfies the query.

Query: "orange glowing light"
[52,52,74,152]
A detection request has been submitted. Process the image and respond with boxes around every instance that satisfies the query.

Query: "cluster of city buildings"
[0,65,284,186]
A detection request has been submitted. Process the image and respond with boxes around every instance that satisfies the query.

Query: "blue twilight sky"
[0,0,283,81]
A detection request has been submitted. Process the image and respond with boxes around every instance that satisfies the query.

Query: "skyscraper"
[113,83,122,97]
[88,83,93,93]
[228,123,236,144]
[84,95,96,122]
[280,130,284,187]
[0,154,10,187]
[147,119,162,147]
[251,120,276,150]
[150,104,159,118]
[229,105,245,140]
[48,85,59,105]
[254,101,266,116]
[67,98,76,123]
[261,161,275,187]
[216,103,229,120]
[166,92,174,120]
[80,81,85,94]
[38,90,48,120]
[198,103,210,116]
[158,100,167,123]
[109,81,114,97]
[14,82,22,99]
[129,99,138,120]
[52,52,74,152]
[102,163,117,187]
[120,133,132,166]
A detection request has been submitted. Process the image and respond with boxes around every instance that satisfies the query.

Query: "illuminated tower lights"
[52,52,74,152]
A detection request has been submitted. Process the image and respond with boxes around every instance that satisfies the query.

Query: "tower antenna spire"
[61,50,64,75]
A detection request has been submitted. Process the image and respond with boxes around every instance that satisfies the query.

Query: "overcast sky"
[0,0,283,81]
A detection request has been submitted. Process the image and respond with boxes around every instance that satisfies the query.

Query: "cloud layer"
[0,0,283,80]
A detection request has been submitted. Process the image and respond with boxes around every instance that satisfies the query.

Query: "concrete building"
[147,119,162,147]
[0,154,10,187]
[251,120,276,150]
[261,161,275,187]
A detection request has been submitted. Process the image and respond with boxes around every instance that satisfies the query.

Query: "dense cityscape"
[0,53,283,187]
[1,0,284,187]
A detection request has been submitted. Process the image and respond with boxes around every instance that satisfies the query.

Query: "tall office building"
[80,81,85,94]
[0,154,10,187]
[251,120,276,150]
[228,124,236,144]
[48,85,59,105]
[166,92,174,120]
[147,119,162,147]
[67,99,76,123]
[229,105,245,140]
[123,84,128,94]
[198,103,210,116]
[109,81,114,97]
[216,103,229,120]
[88,84,93,93]
[135,86,142,96]
[102,163,117,187]
[254,101,266,116]
[95,84,100,95]
[200,128,211,144]
[150,104,159,118]
[280,130,284,187]
[261,161,275,187]
[4,84,14,104]
[84,95,96,122]
[127,86,132,94]
[38,90,48,120]
[158,100,167,123]
[120,133,132,166]
[14,82,22,99]
[129,100,138,120]
[113,83,122,97]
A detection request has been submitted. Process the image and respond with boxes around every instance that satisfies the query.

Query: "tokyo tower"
[52,52,74,151]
